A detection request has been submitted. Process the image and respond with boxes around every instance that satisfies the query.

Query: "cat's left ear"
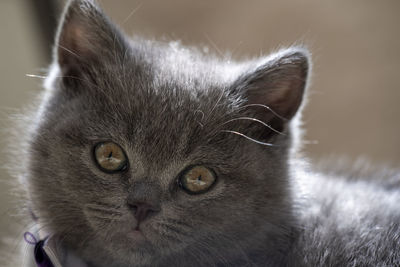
[231,47,310,133]
[54,0,128,81]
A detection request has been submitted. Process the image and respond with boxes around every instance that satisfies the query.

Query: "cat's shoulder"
[291,158,400,266]
[314,157,400,189]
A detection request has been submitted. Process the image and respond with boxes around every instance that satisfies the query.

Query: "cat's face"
[27,1,309,266]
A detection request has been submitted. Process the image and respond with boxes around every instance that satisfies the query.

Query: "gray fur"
[17,0,400,266]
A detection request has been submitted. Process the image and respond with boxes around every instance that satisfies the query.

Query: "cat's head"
[27,0,310,266]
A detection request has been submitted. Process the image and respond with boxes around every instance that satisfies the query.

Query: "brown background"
[1,0,399,260]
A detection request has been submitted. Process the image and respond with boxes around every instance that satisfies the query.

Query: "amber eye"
[94,142,127,173]
[179,166,217,194]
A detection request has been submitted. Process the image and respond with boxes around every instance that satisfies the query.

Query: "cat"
[14,0,400,266]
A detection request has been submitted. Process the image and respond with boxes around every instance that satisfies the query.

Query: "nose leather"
[127,181,161,226]
[129,202,159,223]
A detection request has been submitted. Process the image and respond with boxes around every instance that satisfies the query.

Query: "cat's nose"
[128,202,160,224]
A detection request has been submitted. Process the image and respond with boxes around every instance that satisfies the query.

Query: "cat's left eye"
[179,165,217,194]
[94,142,128,173]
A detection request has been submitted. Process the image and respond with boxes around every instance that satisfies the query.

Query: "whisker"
[26,74,46,79]
[302,140,319,145]
[193,109,205,128]
[90,215,117,221]
[194,109,205,121]
[84,202,124,221]
[206,89,225,122]
[157,223,190,237]
[85,201,123,210]
[121,2,143,25]
[220,130,277,147]
[219,116,286,135]
[240,103,288,121]
[230,40,244,58]
[165,219,191,229]
[57,44,80,59]
[203,32,224,58]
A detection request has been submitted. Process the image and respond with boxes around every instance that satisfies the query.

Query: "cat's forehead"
[96,42,235,121]
[82,41,240,126]
[131,40,245,92]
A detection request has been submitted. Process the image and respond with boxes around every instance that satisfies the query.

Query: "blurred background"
[1,0,399,259]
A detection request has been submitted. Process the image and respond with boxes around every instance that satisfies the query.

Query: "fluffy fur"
[14,0,400,266]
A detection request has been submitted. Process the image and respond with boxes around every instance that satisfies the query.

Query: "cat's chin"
[126,229,147,243]
[95,230,157,266]
[112,229,152,248]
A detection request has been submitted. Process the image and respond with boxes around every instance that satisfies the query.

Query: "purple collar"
[24,232,55,267]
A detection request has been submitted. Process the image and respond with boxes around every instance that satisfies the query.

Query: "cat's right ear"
[54,0,127,85]
[230,47,310,135]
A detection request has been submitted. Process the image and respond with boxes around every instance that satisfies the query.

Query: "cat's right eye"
[94,142,128,173]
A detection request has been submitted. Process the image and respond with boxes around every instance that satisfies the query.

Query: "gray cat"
[16,0,400,266]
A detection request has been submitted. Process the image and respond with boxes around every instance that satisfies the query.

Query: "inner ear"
[55,0,128,83]
[57,15,95,72]
[231,48,310,134]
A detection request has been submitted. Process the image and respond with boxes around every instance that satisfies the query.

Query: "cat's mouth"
[135,221,143,231]
[128,229,147,242]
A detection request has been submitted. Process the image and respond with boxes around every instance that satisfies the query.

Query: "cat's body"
[14,0,400,266]
[290,161,400,266]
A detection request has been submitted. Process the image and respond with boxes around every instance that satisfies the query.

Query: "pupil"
[107,151,113,158]
[197,175,202,181]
